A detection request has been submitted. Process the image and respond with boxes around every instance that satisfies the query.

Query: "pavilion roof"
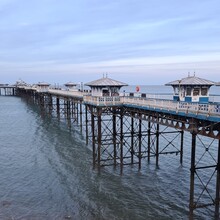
[165,75,215,86]
[85,77,128,87]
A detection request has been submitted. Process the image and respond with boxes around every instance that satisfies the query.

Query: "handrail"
[16,86,220,118]
[121,96,220,117]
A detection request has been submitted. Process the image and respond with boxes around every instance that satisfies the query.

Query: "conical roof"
[64,81,77,86]
[37,82,50,86]
[166,75,215,86]
[85,77,128,87]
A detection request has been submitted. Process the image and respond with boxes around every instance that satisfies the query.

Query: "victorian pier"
[1,75,220,218]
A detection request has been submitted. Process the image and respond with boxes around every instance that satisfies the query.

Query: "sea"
[0,85,220,220]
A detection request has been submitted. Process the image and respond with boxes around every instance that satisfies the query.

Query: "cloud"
[0,0,220,84]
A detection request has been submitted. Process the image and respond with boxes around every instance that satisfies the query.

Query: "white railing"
[48,89,88,98]
[16,85,220,118]
[83,95,121,106]
[121,96,220,117]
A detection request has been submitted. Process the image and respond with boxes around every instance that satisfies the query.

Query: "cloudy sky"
[0,0,220,85]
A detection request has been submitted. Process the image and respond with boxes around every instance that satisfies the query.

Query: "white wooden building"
[37,82,50,92]
[85,77,128,97]
[166,75,215,103]
[64,82,78,91]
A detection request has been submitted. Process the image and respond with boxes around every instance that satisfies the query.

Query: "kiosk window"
[193,88,200,96]
[186,88,191,96]
[201,88,208,96]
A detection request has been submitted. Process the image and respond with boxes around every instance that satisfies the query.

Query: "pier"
[0,84,16,96]
[2,76,220,218]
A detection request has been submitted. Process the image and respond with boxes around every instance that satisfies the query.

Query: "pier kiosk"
[85,76,128,97]
[37,82,50,93]
[15,79,28,87]
[64,82,78,91]
[166,75,215,103]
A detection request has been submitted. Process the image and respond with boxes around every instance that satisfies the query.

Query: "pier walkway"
[16,85,220,121]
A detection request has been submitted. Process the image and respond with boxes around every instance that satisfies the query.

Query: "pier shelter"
[166,75,215,103]
[85,77,128,97]
[15,79,28,87]
[64,82,78,91]
[37,82,50,92]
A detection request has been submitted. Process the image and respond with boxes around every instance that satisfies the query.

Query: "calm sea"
[0,85,220,220]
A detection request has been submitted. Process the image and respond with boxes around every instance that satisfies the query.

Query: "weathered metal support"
[67,99,71,128]
[91,107,96,167]
[148,120,151,162]
[138,113,142,169]
[76,102,79,124]
[85,105,88,145]
[156,123,159,167]
[131,113,134,164]
[80,101,83,132]
[215,139,220,218]
[180,130,184,164]
[113,109,117,166]
[97,108,102,167]
[189,131,197,217]
[48,94,53,115]
[56,97,60,118]
[120,109,124,168]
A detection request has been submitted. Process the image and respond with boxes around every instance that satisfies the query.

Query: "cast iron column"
[189,131,197,217]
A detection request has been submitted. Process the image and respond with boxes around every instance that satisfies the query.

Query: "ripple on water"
[0,96,218,220]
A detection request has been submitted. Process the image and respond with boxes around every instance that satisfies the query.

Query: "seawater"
[0,85,220,220]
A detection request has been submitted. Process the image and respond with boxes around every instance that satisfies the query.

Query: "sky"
[0,0,220,85]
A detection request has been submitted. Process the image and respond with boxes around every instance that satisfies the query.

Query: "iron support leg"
[85,106,88,145]
[189,132,197,217]
[97,108,102,168]
[215,139,220,218]
[113,110,117,166]
[76,102,79,124]
[91,107,96,167]
[156,123,159,167]
[138,115,142,169]
[120,111,123,168]
[148,121,151,162]
[56,97,60,119]
[180,130,184,164]
[131,115,134,164]
[80,101,82,132]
